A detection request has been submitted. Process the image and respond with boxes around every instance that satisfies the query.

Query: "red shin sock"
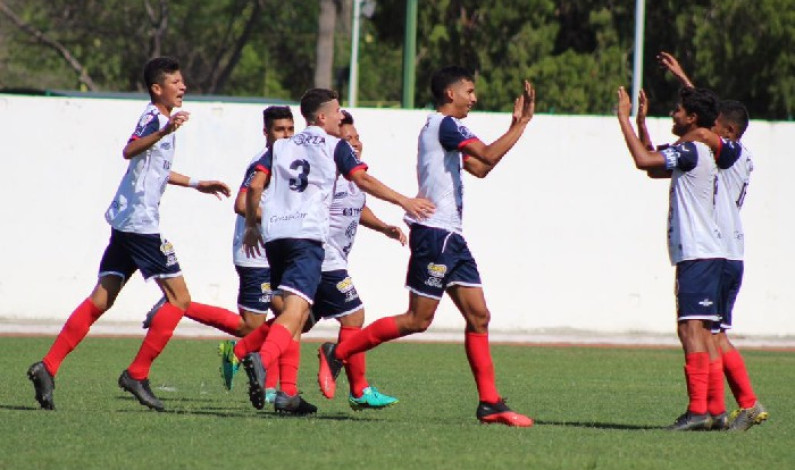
[127,302,184,380]
[465,331,500,403]
[185,302,241,336]
[684,352,710,415]
[43,298,103,376]
[339,326,368,397]
[336,316,401,361]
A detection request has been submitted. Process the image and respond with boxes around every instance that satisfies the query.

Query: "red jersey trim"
[458,137,479,150]
[345,163,369,179]
[255,164,270,175]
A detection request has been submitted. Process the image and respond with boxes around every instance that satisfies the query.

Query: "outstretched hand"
[636,89,648,123]
[402,197,435,221]
[512,80,535,125]
[383,225,407,246]
[196,180,231,199]
[616,87,632,120]
[163,111,190,135]
[243,225,265,258]
[657,52,694,88]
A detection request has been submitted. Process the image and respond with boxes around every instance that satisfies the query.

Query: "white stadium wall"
[1,94,793,337]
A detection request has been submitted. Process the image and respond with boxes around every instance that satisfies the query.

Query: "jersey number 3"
[289,159,310,192]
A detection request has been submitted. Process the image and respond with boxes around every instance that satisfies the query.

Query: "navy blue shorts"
[306,270,363,328]
[675,258,724,322]
[714,260,744,332]
[98,229,182,281]
[235,265,273,314]
[264,238,323,304]
[405,224,482,300]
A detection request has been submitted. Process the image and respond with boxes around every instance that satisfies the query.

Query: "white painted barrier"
[1,94,792,336]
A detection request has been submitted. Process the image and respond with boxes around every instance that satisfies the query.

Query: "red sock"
[684,352,710,415]
[43,298,103,376]
[258,323,293,371]
[127,302,184,380]
[707,358,725,415]
[185,302,241,336]
[339,326,368,397]
[265,355,280,390]
[722,349,757,408]
[465,331,500,403]
[279,340,301,396]
[233,322,271,360]
[336,316,401,361]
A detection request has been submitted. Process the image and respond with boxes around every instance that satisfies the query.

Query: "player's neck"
[437,104,466,119]
[153,102,173,117]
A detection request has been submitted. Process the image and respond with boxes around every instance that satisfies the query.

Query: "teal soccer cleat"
[349,386,399,411]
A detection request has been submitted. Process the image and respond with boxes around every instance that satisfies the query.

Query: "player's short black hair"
[341,110,354,126]
[718,100,750,138]
[431,66,475,106]
[143,57,180,98]
[679,87,719,129]
[262,106,294,130]
[300,88,339,123]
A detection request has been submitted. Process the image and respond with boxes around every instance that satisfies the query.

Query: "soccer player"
[239,88,434,414]
[317,66,536,427]
[658,52,768,431]
[27,57,232,412]
[616,85,735,430]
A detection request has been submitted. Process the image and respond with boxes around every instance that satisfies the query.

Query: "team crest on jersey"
[458,124,474,139]
[160,240,178,267]
[260,282,272,294]
[344,221,358,239]
[336,277,355,293]
[427,263,447,278]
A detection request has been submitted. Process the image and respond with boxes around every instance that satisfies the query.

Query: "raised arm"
[616,87,666,170]
[636,89,655,151]
[657,52,695,88]
[242,169,269,258]
[123,110,190,159]
[462,81,535,178]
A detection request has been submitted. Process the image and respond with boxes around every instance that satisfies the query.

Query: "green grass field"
[2,337,793,469]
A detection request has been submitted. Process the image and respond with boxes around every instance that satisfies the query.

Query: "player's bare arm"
[122,111,190,159]
[636,89,655,150]
[360,205,407,246]
[657,52,695,88]
[462,81,535,177]
[242,170,269,257]
[617,87,666,170]
[348,169,435,221]
[168,171,231,199]
[233,189,262,220]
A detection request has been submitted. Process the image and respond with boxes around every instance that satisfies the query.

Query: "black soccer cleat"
[274,391,318,415]
[142,297,167,329]
[241,353,267,410]
[666,410,712,431]
[27,361,56,410]
[317,342,343,399]
[118,370,164,411]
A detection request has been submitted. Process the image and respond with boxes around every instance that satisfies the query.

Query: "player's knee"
[170,294,191,311]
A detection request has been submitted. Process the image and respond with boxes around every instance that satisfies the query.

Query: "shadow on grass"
[0,404,41,411]
[114,406,381,422]
[534,419,664,430]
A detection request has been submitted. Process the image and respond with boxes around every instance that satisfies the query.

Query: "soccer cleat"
[217,340,240,390]
[666,411,712,431]
[265,387,278,404]
[710,412,730,431]
[728,401,769,431]
[317,342,343,399]
[349,386,399,411]
[274,391,317,415]
[476,398,534,427]
[142,297,167,329]
[118,370,164,412]
[27,362,56,410]
[241,352,266,410]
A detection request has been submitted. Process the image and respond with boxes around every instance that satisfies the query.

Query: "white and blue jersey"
[105,103,175,234]
[661,141,723,264]
[233,150,270,268]
[403,113,480,234]
[716,144,753,261]
[323,175,366,272]
[254,126,367,243]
